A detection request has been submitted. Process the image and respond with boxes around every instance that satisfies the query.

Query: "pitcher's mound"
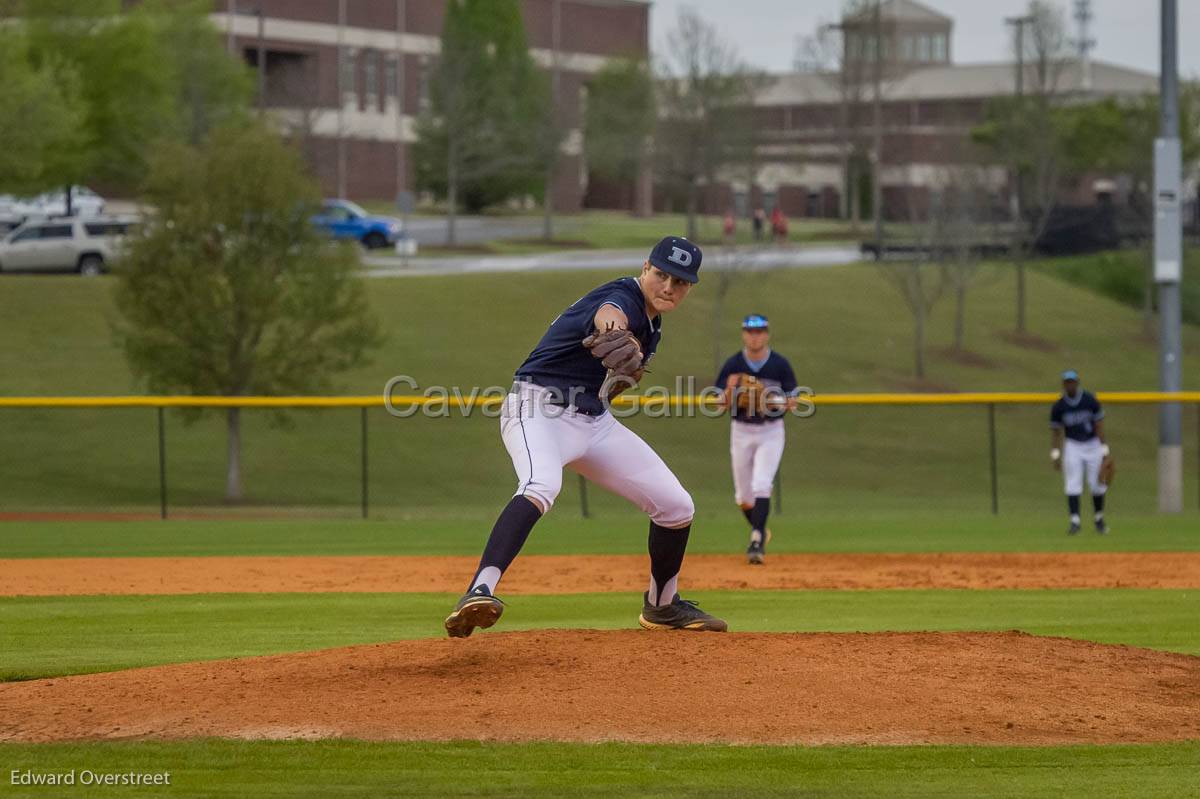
[4,630,1199,746]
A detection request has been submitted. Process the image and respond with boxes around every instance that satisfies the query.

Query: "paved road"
[402,215,571,246]
[363,244,862,278]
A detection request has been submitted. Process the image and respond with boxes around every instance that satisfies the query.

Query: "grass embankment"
[0,262,1197,513]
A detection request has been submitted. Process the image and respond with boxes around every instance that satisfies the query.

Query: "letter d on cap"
[668,247,692,267]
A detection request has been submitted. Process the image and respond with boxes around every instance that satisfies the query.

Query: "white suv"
[0,216,137,276]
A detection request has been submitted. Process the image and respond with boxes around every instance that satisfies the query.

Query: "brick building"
[213,0,649,209]
[710,0,1158,221]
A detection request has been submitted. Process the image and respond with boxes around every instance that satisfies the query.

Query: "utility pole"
[1155,0,1184,512]
[870,0,884,259]
[543,0,561,241]
[1005,14,1033,333]
[1071,0,1096,92]
[255,8,265,114]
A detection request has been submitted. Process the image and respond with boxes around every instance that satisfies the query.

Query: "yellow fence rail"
[2,391,1200,409]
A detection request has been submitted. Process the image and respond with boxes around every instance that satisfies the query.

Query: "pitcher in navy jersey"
[444,237,727,637]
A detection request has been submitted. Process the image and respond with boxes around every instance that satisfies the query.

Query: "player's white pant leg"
[729,422,758,506]
[500,386,591,513]
[570,415,694,529]
[750,421,785,499]
[1080,439,1107,496]
[1062,439,1086,496]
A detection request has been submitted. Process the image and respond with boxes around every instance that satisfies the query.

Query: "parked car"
[31,186,106,218]
[311,199,405,249]
[0,215,137,276]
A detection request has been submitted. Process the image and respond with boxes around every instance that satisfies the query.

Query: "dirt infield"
[3,630,1198,746]
[3,552,1199,596]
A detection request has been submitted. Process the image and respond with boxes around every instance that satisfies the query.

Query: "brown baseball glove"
[1099,454,1116,486]
[733,373,770,414]
[583,325,644,401]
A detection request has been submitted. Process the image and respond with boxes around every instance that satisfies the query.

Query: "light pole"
[1155,0,1183,512]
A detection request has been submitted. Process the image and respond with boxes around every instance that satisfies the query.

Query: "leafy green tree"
[583,57,656,213]
[0,30,87,197]
[413,0,551,244]
[16,0,250,204]
[114,124,380,502]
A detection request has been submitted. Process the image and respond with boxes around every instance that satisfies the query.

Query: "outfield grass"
[2,739,1198,798]
[1,263,1198,515]
[2,513,1199,558]
[3,589,1198,680]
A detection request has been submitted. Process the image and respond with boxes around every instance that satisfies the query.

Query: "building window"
[846,33,859,60]
[932,34,947,62]
[417,55,432,112]
[385,56,398,103]
[865,34,878,62]
[340,48,356,97]
[901,35,914,61]
[918,34,931,61]
[364,49,378,109]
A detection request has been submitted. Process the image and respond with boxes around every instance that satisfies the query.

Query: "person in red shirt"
[770,207,788,243]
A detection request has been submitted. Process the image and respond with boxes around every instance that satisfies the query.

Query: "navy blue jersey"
[516,277,661,415]
[1050,390,1104,442]
[715,350,798,424]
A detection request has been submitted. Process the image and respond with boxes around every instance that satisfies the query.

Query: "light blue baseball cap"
[742,313,769,329]
[1061,369,1079,381]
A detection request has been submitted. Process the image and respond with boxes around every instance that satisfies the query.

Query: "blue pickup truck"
[311,199,406,250]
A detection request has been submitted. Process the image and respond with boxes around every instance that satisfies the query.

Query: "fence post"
[157,406,167,520]
[987,402,998,515]
[578,473,590,518]
[361,407,369,520]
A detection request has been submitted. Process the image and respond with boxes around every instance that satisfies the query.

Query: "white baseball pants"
[730,419,785,507]
[500,382,694,528]
[1063,437,1107,496]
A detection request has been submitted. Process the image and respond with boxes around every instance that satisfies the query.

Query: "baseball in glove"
[583,324,644,401]
[1099,454,1116,486]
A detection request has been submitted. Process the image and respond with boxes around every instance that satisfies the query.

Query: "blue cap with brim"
[648,236,702,284]
[742,314,769,329]
[1061,369,1080,381]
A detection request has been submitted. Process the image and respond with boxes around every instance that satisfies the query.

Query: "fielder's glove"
[583,325,644,400]
[733,373,771,415]
[1099,454,1116,486]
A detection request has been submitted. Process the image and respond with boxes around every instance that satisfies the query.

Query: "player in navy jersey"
[715,314,799,564]
[444,236,727,637]
[1050,370,1111,534]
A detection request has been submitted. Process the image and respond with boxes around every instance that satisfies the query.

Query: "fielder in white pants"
[444,236,727,638]
[715,314,799,564]
[1050,370,1110,535]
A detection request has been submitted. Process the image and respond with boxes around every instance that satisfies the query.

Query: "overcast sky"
[649,0,1200,78]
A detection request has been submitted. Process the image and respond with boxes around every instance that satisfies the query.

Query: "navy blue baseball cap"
[1061,369,1080,381]
[742,313,769,329]
[648,236,702,283]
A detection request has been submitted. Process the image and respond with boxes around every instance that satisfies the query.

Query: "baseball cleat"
[638,593,727,632]
[1095,518,1109,535]
[1067,521,1081,535]
[444,586,505,638]
[746,539,765,565]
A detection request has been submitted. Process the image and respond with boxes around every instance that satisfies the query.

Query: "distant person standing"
[722,210,736,246]
[770,207,788,244]
[1050,370,1112,535]
[752,208,765,242]
[715,314,799,564]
